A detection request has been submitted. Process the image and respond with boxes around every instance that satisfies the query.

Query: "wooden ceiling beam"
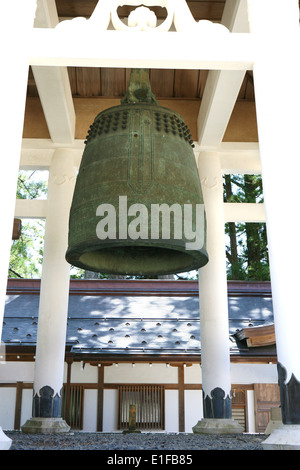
[32,0,75,144]
[197,0,250,148]
[55,1,226,21]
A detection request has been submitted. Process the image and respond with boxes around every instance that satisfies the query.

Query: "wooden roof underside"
[27,0,255,102]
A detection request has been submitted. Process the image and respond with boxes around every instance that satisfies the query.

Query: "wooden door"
[232,389,247,432]
[254,383,281,433]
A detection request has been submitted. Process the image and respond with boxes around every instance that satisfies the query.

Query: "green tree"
[8,171,47,279]
[17,171,47,200]
[224,174,270,281]
[224,175,245,280]
[9,220,45,278]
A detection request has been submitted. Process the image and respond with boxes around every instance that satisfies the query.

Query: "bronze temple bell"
[66,69,208,275]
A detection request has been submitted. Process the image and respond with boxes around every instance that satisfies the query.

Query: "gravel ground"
[5,431,266,451]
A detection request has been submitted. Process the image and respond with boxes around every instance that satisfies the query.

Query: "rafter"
[197,0,250,148]
[32,0,75,144]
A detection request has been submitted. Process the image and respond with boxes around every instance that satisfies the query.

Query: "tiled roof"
[3,280,275,357]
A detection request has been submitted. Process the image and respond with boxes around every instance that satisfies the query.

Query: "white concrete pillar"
[0,0,37,339]
[22,149,76,433]
[0,0,37,449]
[248,0,300,449]
[193,151,242,434]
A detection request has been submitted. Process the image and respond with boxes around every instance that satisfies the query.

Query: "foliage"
[224,174,270,281]
[8,171,47,279]
[9,220,45,278]
[16,170,48,200]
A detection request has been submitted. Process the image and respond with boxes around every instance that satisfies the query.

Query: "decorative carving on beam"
[111,4,173,31]
[200,176,222,191]
[48,174,76,187]
[55,0,229,35]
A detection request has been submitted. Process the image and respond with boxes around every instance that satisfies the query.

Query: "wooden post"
[12,219,22,240]
[14,382,23,430]
[64,360,73,426]
[97,365,104,432]
[178,365,185,432]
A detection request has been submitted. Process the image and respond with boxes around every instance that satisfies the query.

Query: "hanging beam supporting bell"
[66,69,208,275]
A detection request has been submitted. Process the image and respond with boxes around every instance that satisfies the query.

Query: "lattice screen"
[62,385,84,430]
[118,385,165,430]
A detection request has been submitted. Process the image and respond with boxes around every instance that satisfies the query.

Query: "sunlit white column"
[22,149,76,433]
[0,0,37,450]
[248,0,300,449]
[193,151,242,434]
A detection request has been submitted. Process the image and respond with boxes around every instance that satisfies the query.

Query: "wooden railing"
[62,384,84,430]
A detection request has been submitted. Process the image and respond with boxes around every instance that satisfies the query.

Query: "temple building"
[1,278,278,434]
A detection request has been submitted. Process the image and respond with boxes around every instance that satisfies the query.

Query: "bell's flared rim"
[66,240,208,276]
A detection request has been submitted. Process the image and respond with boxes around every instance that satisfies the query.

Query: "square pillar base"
[21,417,70,434]
[262,425,300,450]
[192,418,243,435]
[0,427,12,450]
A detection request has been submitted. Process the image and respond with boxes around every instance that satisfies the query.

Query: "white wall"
[0,361,278,386]
[230,363,278,384]
[103,389,119,432]
[71,362,98,383]
[104,363,178,383]
[20,388,33,428]
[184,364,201,384]
[0,388,16,430]
[0,361,34,382]
[83,389,98,431]
[184,390,203,432]
[165,390,179,432]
